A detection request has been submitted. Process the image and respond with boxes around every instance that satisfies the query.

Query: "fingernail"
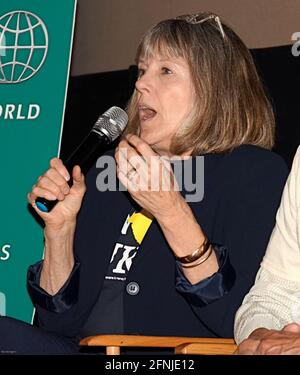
[57,193,64,200]
[63,187,69,194]
[119,148,127,157]
[47,193,57,200]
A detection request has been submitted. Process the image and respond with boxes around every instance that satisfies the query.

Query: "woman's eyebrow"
[138,57,172,63]
[138,57,184,67]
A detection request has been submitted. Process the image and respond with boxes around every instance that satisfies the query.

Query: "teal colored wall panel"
[0,0,77,323]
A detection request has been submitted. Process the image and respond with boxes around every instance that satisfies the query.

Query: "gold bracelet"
[180,245,213,268]
[175,237,210,264]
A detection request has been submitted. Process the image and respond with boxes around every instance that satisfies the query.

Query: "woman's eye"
[138,68,145,77]
[162,67,172,74]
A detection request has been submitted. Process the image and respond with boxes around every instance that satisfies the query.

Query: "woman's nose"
[135,72,152,93]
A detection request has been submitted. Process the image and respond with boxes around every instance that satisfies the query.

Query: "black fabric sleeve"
[182,156,288,337]
[27,260,80,313]
[175,244,236,304]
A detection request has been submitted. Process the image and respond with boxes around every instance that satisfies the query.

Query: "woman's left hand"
[115,134,185,220]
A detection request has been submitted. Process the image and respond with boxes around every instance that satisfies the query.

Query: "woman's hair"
[125,12,275,155]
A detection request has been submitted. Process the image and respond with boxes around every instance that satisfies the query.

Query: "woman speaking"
[0,12,288,354]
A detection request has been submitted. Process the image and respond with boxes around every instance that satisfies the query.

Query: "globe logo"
[0,11,48,84]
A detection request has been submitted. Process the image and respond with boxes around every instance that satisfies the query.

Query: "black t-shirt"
[80,210,153,337]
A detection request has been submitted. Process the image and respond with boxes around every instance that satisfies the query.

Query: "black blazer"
[29,145,288,340]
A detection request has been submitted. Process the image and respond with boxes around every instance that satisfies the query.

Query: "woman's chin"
[139,131,170,154]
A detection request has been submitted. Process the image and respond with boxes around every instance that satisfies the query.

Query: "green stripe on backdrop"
[0,0,77,323]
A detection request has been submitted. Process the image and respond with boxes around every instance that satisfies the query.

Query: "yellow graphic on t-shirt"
[128,209,153,244]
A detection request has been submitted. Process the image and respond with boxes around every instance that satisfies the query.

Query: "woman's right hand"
[27,158,86,231]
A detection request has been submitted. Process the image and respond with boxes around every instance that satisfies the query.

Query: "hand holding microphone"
[28,106,128,227]
[28,158,86,229]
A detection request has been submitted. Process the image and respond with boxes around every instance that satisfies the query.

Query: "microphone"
[35,106,128,213]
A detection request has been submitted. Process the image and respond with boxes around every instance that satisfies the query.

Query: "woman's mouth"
[138,105,157,122]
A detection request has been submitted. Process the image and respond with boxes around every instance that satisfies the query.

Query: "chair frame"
[80,334,237,355]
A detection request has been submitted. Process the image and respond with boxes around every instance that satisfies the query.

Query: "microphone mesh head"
[93,106,128,141]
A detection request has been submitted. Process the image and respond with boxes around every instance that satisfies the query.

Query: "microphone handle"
[35,131,111,213]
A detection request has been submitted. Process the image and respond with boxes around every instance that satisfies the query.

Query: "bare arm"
[40,223,76,295]
[156,196,218,284]
[28,158,86,295]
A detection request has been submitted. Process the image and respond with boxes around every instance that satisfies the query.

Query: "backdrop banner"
[0,0,77,322]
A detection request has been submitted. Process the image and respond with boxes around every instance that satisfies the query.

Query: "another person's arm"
[235,267,300,354]
[234,146,300,353]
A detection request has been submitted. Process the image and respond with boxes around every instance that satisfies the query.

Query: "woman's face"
[135,53,195,156]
